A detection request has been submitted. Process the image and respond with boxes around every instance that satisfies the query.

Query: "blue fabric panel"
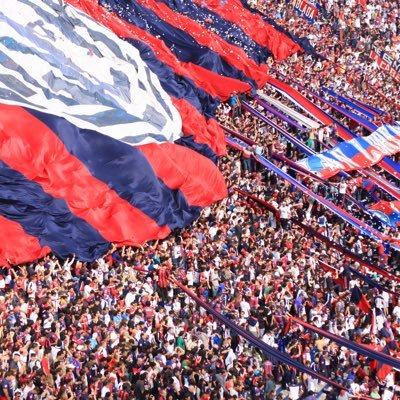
[306,156,324,172]
[338,96,375,119]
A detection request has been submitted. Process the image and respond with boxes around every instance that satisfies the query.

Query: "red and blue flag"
[0,0,302,264]
[350,285,371,314]
[298,124,400,179]
[369,200,400,228]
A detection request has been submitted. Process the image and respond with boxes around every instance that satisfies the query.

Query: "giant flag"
[0,0,303,264]
[0,0,233,264]
[369,200,400,228]
[0,103,227,265]
[298,125,400,179]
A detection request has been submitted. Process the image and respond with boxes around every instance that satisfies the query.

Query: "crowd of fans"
[256,0,400,120]
[1,0,400,399]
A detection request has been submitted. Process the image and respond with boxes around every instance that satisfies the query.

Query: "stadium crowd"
[0,0,400,400]
[256,0,400,120]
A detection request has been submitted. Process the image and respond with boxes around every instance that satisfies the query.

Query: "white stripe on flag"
[257,90,320,129]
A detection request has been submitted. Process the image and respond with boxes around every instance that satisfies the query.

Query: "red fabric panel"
[139,143,228,207]
[0,216,50,266]
[66,0,251,100]
[377,362,393,380]
[369,200,400,214]
[206,119,227,155]
[358,293,372,314]
[136,0,269,86]
[0,104,171,245]
[172,98,226,155]
[318,259,338,273]
[192,0,302,61]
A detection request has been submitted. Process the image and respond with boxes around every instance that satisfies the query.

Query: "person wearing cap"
[13,390,22,399]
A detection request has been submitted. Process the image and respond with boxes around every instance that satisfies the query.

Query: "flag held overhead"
[350,285,371,314]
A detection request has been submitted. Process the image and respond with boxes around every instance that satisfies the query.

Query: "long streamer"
[315,257,398,297]
[293,219,400,282]
[321,87,375,120]
[348,96,385,116]
[347,266,399,297]
[233,187,280,224]
[320,88,376,131]
[242,101,315,156]
[170,276,347,391]
[228,135,400,250]
[289,316,400,370]
[255,96,310,131]
[233,186,400,283]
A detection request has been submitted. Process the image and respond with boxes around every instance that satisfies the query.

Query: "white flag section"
[0,0,182,145]
[257,91,320,129]
[266,84,324,126]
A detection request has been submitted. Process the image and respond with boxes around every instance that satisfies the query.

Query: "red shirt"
[158,267,169,288]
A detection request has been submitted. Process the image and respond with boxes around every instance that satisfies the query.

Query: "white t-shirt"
[382,389,394,400]
[280,205,291,219]
[289,385,300,400]
[376,295,386,310]
[209,226,218,239]
[186,270,194,286]
[240,300,251,318]
[392,305,400,320]
[125,291,136,308]
[339,182,347,194]
[0,278,6,290]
